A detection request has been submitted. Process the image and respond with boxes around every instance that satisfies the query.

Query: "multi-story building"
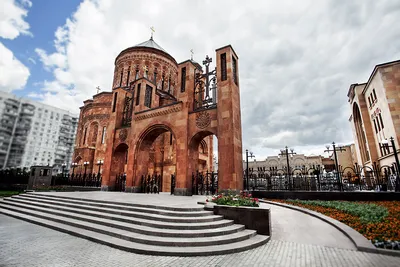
[0,91,78,172]
[347,60,400,172]
[243,154,326,174]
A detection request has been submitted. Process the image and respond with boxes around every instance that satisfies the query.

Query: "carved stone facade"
[72,37,243,195]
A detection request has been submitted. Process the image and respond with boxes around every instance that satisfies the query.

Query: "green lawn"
[0,191,21,198]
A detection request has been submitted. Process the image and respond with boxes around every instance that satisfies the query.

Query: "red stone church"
[72,36,243,195]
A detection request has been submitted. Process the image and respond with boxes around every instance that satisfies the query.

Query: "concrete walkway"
[1,192,399,266]
[260,202,356,250]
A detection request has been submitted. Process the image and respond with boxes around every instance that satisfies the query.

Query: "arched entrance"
[353,103,370,163]
[110,143,128,190]
[133,125,177,193]
[188,131,217,195]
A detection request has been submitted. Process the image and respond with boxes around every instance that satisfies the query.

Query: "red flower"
[206,199,209,202]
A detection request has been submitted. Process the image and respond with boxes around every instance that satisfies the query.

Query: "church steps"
[0,207,270,256]
[24,192,204,212]
[0,199,232,230]
[10,195,222,223]
[20,193,213,217]
[0,202,256,247]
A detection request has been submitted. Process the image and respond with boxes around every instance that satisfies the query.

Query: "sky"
[1,0,400,160]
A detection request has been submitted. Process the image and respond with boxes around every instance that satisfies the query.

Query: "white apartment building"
[0,91,78,172]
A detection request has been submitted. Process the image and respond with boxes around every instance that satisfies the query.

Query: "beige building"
[243,154,325,175]
[328,144,357,175]
[348,60,400,173]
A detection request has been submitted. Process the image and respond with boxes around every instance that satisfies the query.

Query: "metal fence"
[244,164,400,192]
[52,173,102,187]
[192,170,218,195]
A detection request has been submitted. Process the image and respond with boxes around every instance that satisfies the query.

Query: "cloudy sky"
[1,0,400,160]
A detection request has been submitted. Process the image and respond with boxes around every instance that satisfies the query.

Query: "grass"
[271,199,400,250]
[0,190,22,198]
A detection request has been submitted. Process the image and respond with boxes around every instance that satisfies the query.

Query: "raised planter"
[203,202,271,236]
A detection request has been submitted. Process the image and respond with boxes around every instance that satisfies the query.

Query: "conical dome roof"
[133,37,168,54]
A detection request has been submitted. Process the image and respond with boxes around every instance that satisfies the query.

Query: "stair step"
[0,207,270,256]
[19,194,213,217]
[24,192,204,211]
[10,196,221,223]
[0,200,233,232]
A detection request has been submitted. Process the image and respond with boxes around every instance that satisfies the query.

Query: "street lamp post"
[96,160,104,176]
[279,146,296,190]
[325,142,345,191]
[61,163,66,176]
[381,137,400,192]
[83,161,89,186]
[245,149,255,191]
[71,163,78,176]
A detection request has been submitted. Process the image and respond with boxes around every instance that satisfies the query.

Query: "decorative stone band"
[260,200,400,257]
[82,114,110,125]
[134,103,182,121]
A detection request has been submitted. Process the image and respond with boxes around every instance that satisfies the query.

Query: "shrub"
[207,191,259,207]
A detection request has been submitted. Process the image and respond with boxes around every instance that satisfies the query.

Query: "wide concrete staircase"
[0,192,270,256]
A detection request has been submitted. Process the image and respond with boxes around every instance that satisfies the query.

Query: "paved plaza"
[1,192,400,266]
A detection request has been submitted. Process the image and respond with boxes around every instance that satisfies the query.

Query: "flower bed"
[207,191,259,207]
[272,199,400,250]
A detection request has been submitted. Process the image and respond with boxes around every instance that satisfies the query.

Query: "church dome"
[116,37,177,64]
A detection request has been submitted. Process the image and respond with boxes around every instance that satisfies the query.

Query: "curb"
[260,200,400,257]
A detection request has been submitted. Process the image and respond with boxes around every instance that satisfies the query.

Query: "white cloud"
[0,42,30,92]
[0,0,32,39]
[35,0,400,156]
[0,0,31,93]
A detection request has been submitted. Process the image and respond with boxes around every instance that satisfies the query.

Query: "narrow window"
[170,133,172,145]
[101,126,106,144]
[112,92,118,112]
[153,68,157,84]
[373,119,378,133]
[232,56,237,85]
[377,117,381,132]
[373,89,377,101]
[119,68,124,87]
[221,53,227,81]
[181,67,186,92]
[168,76,171,93]
[83,127,88,145]
[161,75,165,91]
[368,96,372,107]
[135,84,141,106]
[379,113,384,129]
[144,66,148,78]
[135,66,139,79]
[126,67,130,86]
[144,85,153,108]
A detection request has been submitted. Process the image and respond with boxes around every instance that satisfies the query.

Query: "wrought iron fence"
[115,173,126,192]
[139,174,162,194]
[244,164,400,192]
[192,170,218,195]
[0,169,30,185]
[52,173,102,187]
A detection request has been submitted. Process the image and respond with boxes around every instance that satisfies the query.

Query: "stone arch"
[353,103,369,163]
[133,123,177,192]
[110,143,129,185]
[89,121,99,147]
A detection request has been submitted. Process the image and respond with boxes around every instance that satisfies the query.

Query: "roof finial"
[96,86,101,94]
[150,26,155,40]
[190,49,194,60]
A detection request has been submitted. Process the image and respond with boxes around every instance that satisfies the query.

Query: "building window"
[379,113,384,129]
[181,67,186,92]
[144,85,153,108]
[368,96,372,107]
[135,66,139,79]
[101,126,106,144]
[119,68,124,87]
[83,127,88,145]
[232,56,237,85]
[136,84,141,106]
[221,53,227,81]
[153,68,157,84]
[170,133,172,145]
[373,119,378,133]
[126,66,131,86]
[373,89,377,101]
[161,75,165,91]
[112,92,118,112]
